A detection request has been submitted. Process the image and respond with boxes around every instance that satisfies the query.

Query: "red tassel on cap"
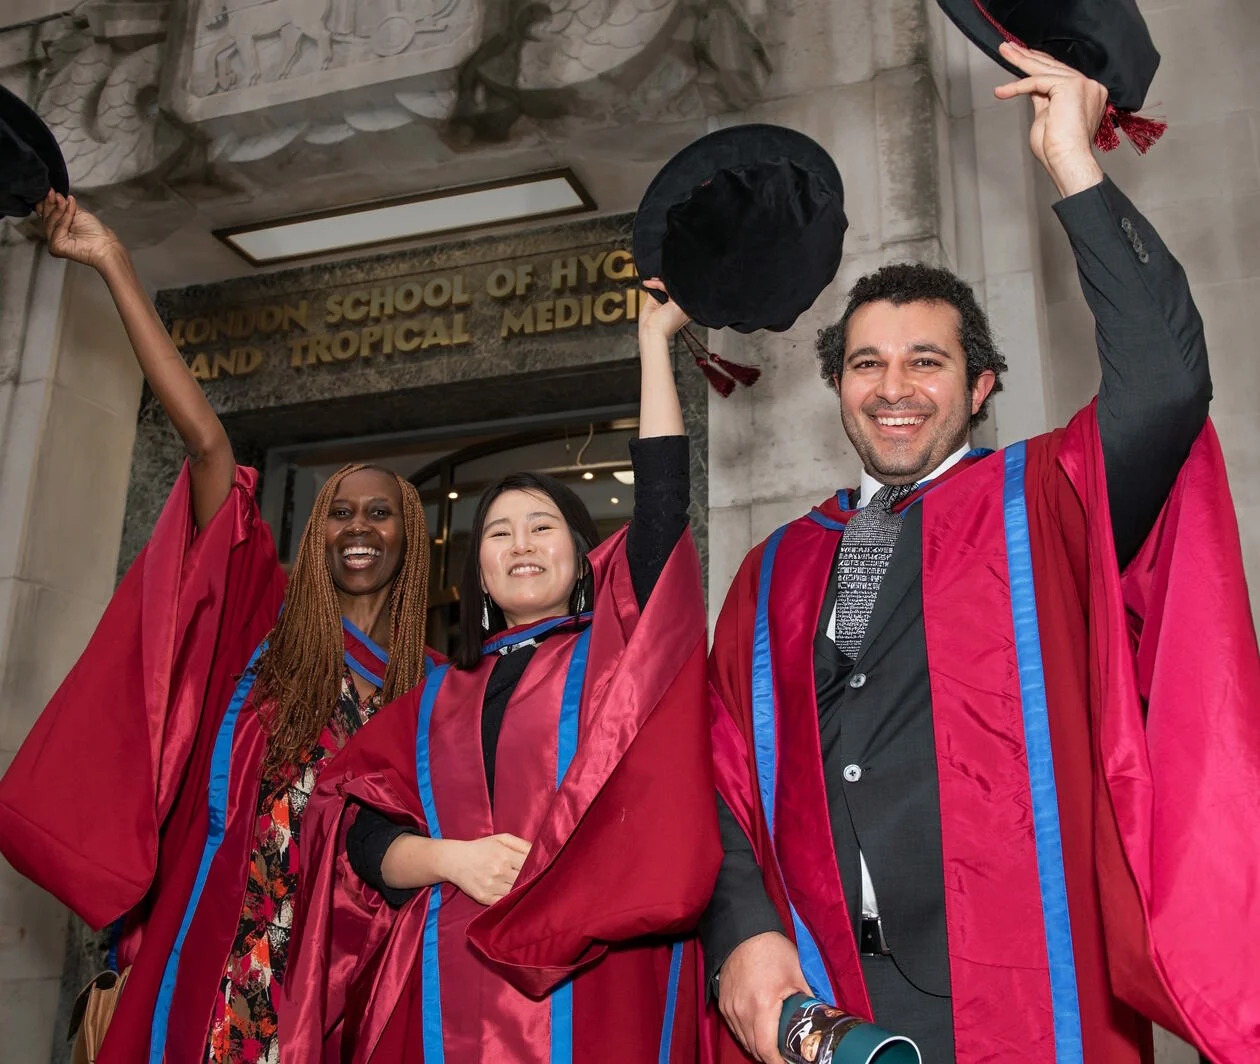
[693,351,736,396]
[677,327,734,395]
[679,327,760,396]
[1114,106,1167,154]
[710,352,762,387]
[1094,114,1121,152]
[1093,104,1167,154]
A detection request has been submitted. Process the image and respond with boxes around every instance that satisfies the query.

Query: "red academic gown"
[0,465,422,1063]
[283,527,722,1064]
[707,407,1260,1064]
[0,464,285,1062]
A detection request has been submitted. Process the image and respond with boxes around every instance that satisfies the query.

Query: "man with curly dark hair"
[816,262,1009,424]
[699,37,1258,1064]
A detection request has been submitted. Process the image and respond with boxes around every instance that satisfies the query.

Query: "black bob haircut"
[455,471,599,669]
[816,262,1008,427]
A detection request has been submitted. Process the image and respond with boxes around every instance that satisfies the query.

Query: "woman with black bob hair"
[454,470,598,668]
[285,281,723,1064]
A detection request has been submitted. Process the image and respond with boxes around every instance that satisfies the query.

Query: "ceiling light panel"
[217,171,594,266]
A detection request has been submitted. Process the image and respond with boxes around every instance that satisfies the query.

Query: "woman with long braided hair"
[0,194,434,1064]
[284,280,722,1064]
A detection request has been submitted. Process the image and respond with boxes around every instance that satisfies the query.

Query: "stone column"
[0,228,143,1058]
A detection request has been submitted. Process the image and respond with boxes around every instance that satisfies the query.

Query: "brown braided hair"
[253,463,431,774]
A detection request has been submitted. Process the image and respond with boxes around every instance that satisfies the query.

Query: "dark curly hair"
[816,263,1008,426]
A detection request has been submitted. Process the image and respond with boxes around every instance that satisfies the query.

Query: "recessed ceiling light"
[215,170,595,266]
[582,471,595,480]
[610,496,620,505]
[611,470,635,485]
[447,490,459,500]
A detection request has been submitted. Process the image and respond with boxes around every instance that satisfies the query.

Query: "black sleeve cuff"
[1050,174,1112,232]
[345,803,423,909]
[698,796,785,995]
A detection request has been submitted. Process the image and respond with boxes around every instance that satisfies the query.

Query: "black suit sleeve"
[1052,177,1211,567]
[698,795,785,993]
[625,435,690,608]
[345,803,422,908]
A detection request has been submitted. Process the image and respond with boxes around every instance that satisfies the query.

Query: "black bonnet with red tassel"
[937,0,1166,155]
[632,124,848,396]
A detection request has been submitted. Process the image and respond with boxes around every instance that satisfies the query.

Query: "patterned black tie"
[834,483,917,659]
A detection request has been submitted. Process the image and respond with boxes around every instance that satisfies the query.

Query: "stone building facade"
[1,0,1256,1059]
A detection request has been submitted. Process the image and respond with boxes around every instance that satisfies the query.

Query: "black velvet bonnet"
[0,85,68,219]
[633,124,847,333]
[936,0,1160,113]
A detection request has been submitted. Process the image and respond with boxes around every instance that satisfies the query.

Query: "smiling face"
[478,488,579,629]
[324,468,406,597]
[836,299,995,484]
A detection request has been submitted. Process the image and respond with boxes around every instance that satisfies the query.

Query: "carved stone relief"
[177,0,479,116]
[167,0,767,147]
[7,0,769,248]
[33,2,188,191]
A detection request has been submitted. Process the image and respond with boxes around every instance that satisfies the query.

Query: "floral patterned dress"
[204,668,379,1064]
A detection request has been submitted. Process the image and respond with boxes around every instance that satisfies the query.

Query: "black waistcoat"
[813,505,951,997]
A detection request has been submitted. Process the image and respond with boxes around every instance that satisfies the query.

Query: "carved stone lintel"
[84,1,171,45]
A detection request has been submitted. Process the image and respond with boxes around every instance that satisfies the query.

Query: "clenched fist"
[443,833,532,906]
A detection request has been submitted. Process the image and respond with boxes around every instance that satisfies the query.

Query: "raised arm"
[37,191,235,529]
[622,280,693,607]
[636,278,688,439]
[1052,179,1209,565]
[994,43,1211,565]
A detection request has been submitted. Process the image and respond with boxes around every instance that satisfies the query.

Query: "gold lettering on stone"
[360,325,383,357]
[396,322,423,352]
[594,291,624,323]
[579,252,607,284]
[342,291,369,322]
[257,305,284,332]
[551,256,578,291]
[486,268,516,299]
[370,286,395,318]
[285,301,309,332]
[501,305,534,337]
[395,282,423,313]
[555,297,581,330]
[452,313,470,344]
[332,330,359,360]
[422,317,450,348]
[535,300,554,333]
[424,277,452,309]
[231,346,264,375]
[605,249,637,281]
[308,333,333,364]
